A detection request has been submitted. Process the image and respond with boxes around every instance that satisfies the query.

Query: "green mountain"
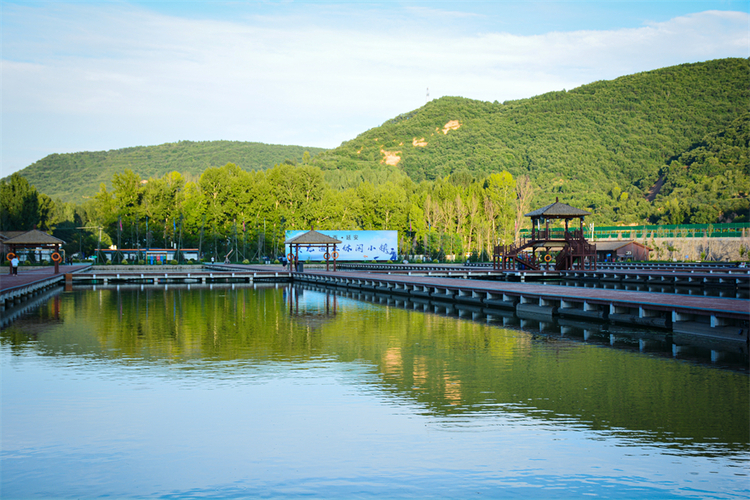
[311,57,749,222]
[9,58,750,225]
[13,140,326,203]
[652,112,749,223]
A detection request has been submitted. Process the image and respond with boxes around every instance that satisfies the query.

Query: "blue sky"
[2,0,749,178]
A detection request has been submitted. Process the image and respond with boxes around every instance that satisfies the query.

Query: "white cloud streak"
[1,4,748,176]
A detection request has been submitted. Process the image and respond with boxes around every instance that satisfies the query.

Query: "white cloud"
[1,3,748,177]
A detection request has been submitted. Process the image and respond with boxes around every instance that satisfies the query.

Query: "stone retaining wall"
[595,237,750,262]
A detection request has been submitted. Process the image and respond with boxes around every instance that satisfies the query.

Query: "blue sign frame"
[286,230,398,261]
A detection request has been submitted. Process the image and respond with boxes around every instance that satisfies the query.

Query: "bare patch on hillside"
[646,174,666,202]
[381,149,401,166]
[413,137,428,147]
[442,120,460,134]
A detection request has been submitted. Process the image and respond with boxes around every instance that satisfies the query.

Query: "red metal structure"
[494,199,596,271]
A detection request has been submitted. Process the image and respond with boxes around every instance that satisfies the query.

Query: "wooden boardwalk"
[64,269,289,285]
[292,269,749,345]
[1,264,91,310]
[2,263,748,350]
[336,262,749,287]
[0,264,292,310]
[560,268,749,287]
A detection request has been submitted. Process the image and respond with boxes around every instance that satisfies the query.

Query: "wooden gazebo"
[284,230,342,272]
[495,199,596,271]
[3,230,66,274]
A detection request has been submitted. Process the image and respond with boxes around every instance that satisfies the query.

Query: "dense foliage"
[311,58,749,224]
[43,163,525,261]
[0,174,54,231]
[12,141,326,203]
[653,113,749,224]
[3,58,749,260]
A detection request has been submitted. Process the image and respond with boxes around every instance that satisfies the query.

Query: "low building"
[98,248,200,263]
[595,240,651,262]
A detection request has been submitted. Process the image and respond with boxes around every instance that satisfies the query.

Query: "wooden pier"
[291,269,749,348]
[2,264,748,354]
[560,268,750,288]
[0,264,290,310]
[0,264,90,311]
[64,270,289,285]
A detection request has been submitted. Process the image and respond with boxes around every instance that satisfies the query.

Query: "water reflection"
[1,284,748,499]
[3,284,748,451]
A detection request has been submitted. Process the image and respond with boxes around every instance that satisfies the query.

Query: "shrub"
[273,259,280,264]
[242,259,250,264]
[121,259,129,265]
[105,260,112,265]
[136,259,145,265]
[169,260,178,266]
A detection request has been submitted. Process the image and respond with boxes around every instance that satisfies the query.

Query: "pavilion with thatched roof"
[2,229,66,274]
[495,198,596,271]
[284,229,342,272]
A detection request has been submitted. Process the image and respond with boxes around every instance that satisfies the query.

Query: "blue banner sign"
[285,230,398,261]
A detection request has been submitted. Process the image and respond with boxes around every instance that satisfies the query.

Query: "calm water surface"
[1,284,748,499]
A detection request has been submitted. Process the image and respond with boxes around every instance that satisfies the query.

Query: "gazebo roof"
[0,231,28,242]
[2,229,65,246]
[525,201,591,218]
[284,230,342,245]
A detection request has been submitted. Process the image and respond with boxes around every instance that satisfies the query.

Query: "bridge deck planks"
[294,270,749,317]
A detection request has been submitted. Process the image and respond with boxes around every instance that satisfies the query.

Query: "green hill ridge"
[8,57,750,226]
[311,57,749,223]
[13,141,327,203]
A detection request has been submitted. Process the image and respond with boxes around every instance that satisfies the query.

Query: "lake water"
[1,284,748,499]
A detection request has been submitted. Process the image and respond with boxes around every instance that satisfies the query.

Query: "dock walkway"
[0,264,91,310]
[293,269,749,345]
[560,268,749,287]
[2,264,748,349]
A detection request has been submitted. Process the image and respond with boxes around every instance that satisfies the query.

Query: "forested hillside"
[653,112,749,224]
[312,58,749,224]
[12,141,326,203]
[3,58,749,262]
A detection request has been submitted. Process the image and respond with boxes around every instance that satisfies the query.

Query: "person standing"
[11,256,19,275]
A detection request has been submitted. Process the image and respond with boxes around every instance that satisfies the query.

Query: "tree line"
[1,163,537,262]
[7,58,748,237]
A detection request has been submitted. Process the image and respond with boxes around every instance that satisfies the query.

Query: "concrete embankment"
[616,237,750,262]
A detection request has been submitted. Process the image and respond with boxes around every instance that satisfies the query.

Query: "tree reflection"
[1,283,748,456]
